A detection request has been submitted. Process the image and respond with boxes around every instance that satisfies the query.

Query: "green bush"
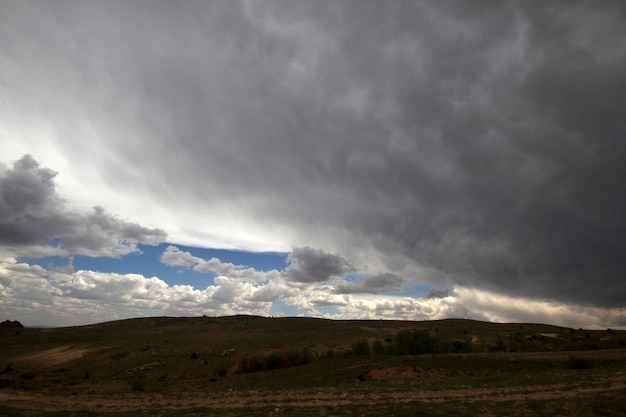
[236,347,317,373]
[451,340,473,353]
[392,330,438,355]
[351,339,371,356]
[372,339,385,355]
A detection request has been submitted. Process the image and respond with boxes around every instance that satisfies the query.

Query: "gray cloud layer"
[160,245,402,295]
[286,247,354,284]
[2,1,625,306]
[0,155,165,257]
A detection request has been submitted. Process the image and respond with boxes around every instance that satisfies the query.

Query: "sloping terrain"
[1,316,625,416]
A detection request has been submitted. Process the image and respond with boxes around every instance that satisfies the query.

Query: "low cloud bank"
[2,255,623,329]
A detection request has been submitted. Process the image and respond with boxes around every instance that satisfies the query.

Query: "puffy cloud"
[0,155,166,258]
[159,245,202,267]
[0,155,68,246]
[160,245,280,283]
[1,256,625,329]
[161,245,359,286]
[285,247,354,283]
[61,206,165,257]
[0,257,273,326]
[245,280,298,303]
[333,295,464,322]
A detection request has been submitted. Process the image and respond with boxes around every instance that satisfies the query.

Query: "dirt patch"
[1,376,625,414]
[362,366,446,380]
[18,345,93,367]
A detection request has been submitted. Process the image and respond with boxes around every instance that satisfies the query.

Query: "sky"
[1,0,625,328]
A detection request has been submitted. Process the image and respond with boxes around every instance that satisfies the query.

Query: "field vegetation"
[0,315,625,416]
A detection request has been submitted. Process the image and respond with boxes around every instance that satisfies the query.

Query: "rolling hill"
[1,316,625,416]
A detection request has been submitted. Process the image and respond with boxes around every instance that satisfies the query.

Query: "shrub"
[236,347,317,374]
[20,372,35,380]
[351,339,371,356]
[393,330,438,355]
[264,351,286,370]
[132,380,145,392]
[237,353,265,373]
[567,356,594,370]
[488,337,506,352]
[214,365,228,377]
[451,340,473,353]
[372,339,385,355]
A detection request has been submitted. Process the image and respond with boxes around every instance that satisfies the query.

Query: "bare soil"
[1,371,625,413]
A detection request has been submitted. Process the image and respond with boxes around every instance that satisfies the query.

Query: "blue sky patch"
[18,243,289,290]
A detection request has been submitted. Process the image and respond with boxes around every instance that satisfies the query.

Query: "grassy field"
[1,315,625,416]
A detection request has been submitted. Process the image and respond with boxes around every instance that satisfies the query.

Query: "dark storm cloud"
[0,155,66,245]
[286,247,353,283]
[0,155,165,257]
[2,1,626,306]
[426,289,450,300]
[333,273,405,295]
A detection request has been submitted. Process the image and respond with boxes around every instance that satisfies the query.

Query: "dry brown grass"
[0,316,624,416]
